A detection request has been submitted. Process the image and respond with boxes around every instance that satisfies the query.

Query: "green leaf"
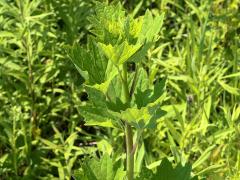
[77,154,125,180]
[80,106,118,128]
[192,145,216,169]
[121,104,166,129]
[64,133,78,160]
[121,106,149,129]
[82,162,98,180]
[88,2,164,65]
[0,154,8,166]
[69,39,108,85]
[40,138,60,150]
[136,166,154,180]
[201,96,212,134]
[152,158,192,180]
[99,41,142,66]
[106,75,129,112]
[127,42,152,63]
[135,143,145,174]
[0,58,23,72]
[134,75,166,108]
[80,86,121,128]
[88,2,125,44]
[139,10,164,43]
[218,79,239,95]
[137,158,196,180]
[85,86,108,107]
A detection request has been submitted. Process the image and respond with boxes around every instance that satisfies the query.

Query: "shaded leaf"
[69,39,108,85]
[134,76,166,108]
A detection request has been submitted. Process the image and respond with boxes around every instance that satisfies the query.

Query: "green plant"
[141,0,240,178]
[0,0,239,179]
[39,123,97,179]
[69,2,165,179]
[0,0,90,178]
[0,106,29,179]
[69,2,198,179]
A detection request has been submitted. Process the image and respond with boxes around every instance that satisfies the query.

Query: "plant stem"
[122,64,130,102]
[130,64,139,98]
[12,113,18,178]
[122,63,134,180]
[125,122,134,180]
[19,1,34,165]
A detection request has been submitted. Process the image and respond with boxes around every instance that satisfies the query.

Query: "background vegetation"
[0,0,239,179]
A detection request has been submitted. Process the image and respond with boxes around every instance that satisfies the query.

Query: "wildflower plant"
[69,2,166,179]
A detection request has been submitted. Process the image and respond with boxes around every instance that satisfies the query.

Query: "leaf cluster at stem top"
[69,2,166,130]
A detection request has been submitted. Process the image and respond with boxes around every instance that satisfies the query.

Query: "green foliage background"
[0,0,239,179]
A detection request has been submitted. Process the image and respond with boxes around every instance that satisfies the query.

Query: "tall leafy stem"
[18,1,35,164]
[69,2,165,179]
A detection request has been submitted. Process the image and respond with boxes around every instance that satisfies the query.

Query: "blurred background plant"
[0,0,93,178]
[0,0,239,179]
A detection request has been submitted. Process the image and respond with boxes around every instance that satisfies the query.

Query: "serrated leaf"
[139,10,164,43]
[85,86,108,107]
[79,154,125,180]
[137,158,196,180]
[134,76,166,108]
[121,104,166,129]
[127,42,152,63]
[80,86,122,128]
[80,106,118,128]
[88,2,125,44]
[152,158,193,180]
[69,39,108,85]
[82,162,98,180]
[106,75,128,112]
[100,154,113,180]
[88,2,164,66]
